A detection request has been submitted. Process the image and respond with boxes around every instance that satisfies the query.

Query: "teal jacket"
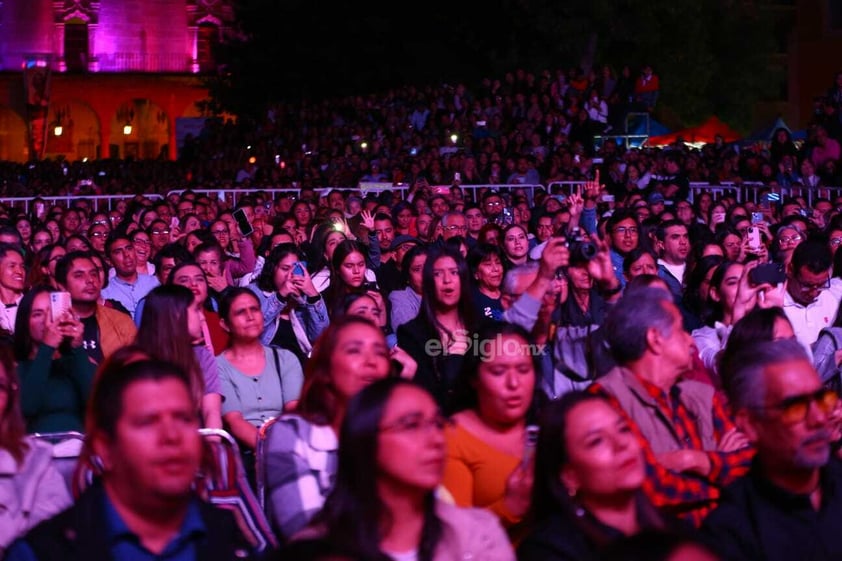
[17,344,96,434]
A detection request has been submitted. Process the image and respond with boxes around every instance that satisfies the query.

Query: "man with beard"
[702,339,842,561]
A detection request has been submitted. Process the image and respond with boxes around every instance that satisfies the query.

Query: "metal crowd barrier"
[5,183,842,214]
[0,193,164,214]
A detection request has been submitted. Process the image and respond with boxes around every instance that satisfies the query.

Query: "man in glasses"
[783,240,838,351]
[702,338,842,561]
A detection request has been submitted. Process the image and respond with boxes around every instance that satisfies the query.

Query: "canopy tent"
[628,116,671,138]
[644,116,742,148]
[742,116,807,144]
[595,116,671,148]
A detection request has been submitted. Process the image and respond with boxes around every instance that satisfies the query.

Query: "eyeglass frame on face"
[750,387,838,425]
[151,229,170,236]
[445,225,468,232]
[831,237,842,247]
[793,272,830,293]
[778,234,802,245]
[613,226,639,236]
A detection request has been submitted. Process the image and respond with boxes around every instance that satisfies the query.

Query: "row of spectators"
[0,168,839,559]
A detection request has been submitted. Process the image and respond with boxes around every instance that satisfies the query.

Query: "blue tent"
[627,116,671,138]
[745,116,807,143]
[596,115,671,149]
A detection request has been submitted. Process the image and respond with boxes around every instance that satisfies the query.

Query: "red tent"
[644,116,741,147]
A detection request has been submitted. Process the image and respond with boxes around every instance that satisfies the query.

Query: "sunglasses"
[753,388,838,425]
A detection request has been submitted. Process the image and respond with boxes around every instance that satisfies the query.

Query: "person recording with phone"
[248,243,329,368]
[12,285,95,433]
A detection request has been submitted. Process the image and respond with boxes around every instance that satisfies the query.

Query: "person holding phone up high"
[247,243,330,369]
[12,286,96,433]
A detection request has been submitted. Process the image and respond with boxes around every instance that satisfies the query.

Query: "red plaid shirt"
[589,373,754,526]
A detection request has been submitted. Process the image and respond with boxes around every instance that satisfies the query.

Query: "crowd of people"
[0,67,841,561]
[0,66,834,201]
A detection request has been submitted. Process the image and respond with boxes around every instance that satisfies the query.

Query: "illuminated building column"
[54,23,66,71]
[88,24,98,72]
[189,25,199,73]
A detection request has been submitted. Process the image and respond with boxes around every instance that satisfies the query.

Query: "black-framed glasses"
[613,226,638,236]
[751,388,838,425]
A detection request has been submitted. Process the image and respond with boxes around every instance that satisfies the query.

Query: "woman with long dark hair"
[249,243,329,366]
[518,391,679,561]
[324,239,378,318]
[264,316,394,541]
[397,245,479,412]
[443,322,542,536]
[167,261,229,354]
[288,377,514,561]
[135,284,222,429]
[13,285,93,433]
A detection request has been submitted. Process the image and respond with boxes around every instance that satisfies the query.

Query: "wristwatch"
[306,294,322,304]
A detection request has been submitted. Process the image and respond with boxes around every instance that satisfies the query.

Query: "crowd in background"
[0,67,841,561]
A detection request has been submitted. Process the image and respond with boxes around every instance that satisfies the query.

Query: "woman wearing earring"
[518,391,680,561]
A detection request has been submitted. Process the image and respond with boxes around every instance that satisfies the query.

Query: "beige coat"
[0,438,72,553]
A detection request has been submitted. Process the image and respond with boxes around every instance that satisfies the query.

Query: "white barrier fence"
[3,183,842,214]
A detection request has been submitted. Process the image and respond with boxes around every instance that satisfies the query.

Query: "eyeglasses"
[211,229,229,235]
[380,413,451,434]
[151,229,170,235]
[89,232,106,238]
[795,274,830,292]
[613,226,638,236]
[445,225,467,232]
[831,237,842,247]
[752,387,838,425]
[132,238,151,246]
[778,234,802,245]
[485,201,503,207]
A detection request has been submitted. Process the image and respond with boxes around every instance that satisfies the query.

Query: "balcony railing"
[96,52,193,73]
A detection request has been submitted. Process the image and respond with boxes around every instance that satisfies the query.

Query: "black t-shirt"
[376,260,402,295]
[270,316,308,369]
[473,288,503,321]
[80,314,104,364]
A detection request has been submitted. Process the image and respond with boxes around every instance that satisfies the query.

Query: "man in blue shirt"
[5,359,255,561]
[101,233,159,320]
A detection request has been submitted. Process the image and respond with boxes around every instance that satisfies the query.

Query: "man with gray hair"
[588,287,754,525]
[440,211,468,242]
[702,339,842,561]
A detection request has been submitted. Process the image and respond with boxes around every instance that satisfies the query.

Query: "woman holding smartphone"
[12,286,95,433]
[248,243,329,367]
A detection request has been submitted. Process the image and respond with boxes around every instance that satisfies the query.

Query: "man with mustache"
[702,339,842,561]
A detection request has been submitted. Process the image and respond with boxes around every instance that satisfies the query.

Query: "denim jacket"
[247,284,329,356]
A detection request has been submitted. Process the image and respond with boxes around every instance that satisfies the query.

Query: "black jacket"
[14,482,256,561]
[397,315,465,414]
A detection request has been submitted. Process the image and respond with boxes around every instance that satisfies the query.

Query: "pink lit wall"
[0,0,55,69]
[96,0,191,72]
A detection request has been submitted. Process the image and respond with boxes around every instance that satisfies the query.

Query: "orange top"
[442,422,521,528]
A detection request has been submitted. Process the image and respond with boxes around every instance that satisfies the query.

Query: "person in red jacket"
[634,65,660,112]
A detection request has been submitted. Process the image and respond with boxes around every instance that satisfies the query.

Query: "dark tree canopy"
[208,0,779,131]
